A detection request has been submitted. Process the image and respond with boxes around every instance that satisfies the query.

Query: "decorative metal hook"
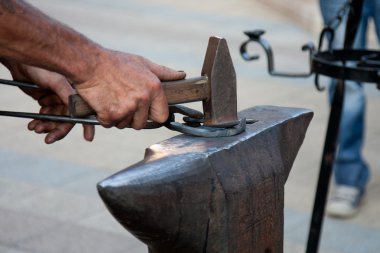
[318,27,335,52]
[313,26,337,91]
[240,30,315,78]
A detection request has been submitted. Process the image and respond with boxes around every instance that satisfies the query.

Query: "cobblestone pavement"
[0,1,379,252]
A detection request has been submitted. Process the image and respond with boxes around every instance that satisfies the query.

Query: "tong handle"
[69,76,209,117]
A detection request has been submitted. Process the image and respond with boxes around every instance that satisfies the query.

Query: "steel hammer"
[69,36,238,127]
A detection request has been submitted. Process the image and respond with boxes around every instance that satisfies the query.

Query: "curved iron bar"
[314,26,336,91]
[166,105,250,137]
[312,49,380,83]
[166,118,247,138]
[240,30,315,78]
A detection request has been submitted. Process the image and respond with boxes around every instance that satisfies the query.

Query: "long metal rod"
[0,78,169,129]
[0,110,100,125]
[0,79,100,124]
[0,111,168,130]
[0,78,40,89]
[306,80,345,253]
[343,0,365,49]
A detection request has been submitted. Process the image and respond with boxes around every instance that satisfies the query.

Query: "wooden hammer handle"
[68,76,209,117]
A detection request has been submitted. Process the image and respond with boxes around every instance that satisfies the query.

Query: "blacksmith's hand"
[30,93,84,144]
[73,50,186,129]
[3,62,95,144]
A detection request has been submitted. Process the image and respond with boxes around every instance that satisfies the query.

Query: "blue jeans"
[319,0,380,192]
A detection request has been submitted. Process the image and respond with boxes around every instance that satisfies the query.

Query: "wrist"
[68,42,106,84]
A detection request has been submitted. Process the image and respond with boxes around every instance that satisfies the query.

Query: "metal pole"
[306,0,364,252]
[306,79,345,253]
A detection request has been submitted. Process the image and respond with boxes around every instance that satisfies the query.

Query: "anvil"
[97,106,313,253]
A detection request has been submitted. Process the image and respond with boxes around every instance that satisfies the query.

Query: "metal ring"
[166,118,247,137]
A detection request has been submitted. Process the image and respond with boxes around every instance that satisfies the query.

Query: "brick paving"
[0,0,379,252]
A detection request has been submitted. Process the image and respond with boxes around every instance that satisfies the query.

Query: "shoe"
[326,185,363,218]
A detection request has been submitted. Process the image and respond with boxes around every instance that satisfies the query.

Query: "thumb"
[24,66,75,105]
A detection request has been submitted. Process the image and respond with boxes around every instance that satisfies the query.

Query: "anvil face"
[97,106,313,253]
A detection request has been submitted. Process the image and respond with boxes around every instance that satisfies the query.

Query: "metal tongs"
[0,78,171,128]
[0,79,251,137]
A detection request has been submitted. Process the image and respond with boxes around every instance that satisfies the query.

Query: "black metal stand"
[306,1,364,252]
[306,80,345,253]
[240,1,376,251]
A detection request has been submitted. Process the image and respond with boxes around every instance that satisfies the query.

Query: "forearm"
[0,0,103,83]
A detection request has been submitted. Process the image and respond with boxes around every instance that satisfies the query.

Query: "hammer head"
[202,37,238,127]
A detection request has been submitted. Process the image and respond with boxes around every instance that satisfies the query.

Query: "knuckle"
[147,79,161,92]
[137,92,150,105]
[109,103,125,119]
[97,110,116,128]
[122,100,138,115]
[99,101,137,127]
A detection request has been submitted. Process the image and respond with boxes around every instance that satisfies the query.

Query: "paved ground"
[0,0,379,252]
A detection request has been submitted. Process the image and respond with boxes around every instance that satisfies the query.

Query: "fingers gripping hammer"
[69,37,239,128]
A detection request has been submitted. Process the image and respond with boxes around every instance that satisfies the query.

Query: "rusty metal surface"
[97,106,313,253]
[202,37,237,127]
